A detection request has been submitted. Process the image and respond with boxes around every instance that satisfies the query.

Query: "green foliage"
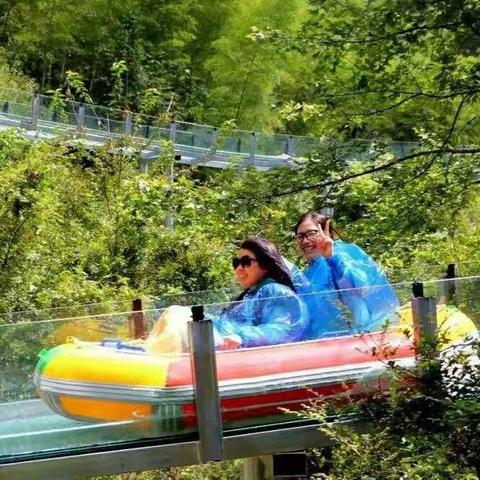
[109,60,129,110]
[0,48,35,92]
[91,460,243,480]
[271,0,480,142]
[65,70,92,104]
[2,127,480,313]
[200,0,310,130]
[300,331,480,479]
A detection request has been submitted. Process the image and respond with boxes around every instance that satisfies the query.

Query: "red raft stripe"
[181,382,361,426]
[167,331,413,387]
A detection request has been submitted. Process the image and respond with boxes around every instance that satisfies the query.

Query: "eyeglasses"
[232,255,257,269]
[294,229,320,242]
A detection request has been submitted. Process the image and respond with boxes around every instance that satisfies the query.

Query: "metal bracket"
[412,296,437,345]
[188,306,223,462]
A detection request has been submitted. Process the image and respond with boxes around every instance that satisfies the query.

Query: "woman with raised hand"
[214,237,309,349]
[294,212,399,335]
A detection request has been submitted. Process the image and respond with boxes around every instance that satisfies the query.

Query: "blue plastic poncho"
[305,241,399,333]
[284,257,345,339]
[214,278,309,348]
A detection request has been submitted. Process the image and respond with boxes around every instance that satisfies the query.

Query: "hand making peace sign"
[315,219,334,258]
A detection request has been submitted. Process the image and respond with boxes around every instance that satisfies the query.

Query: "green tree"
[200,0,311,130]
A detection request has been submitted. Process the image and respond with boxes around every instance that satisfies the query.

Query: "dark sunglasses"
[232,255,257,269]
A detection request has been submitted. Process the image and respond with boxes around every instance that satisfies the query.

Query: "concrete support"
[243,456,273,480]
[77,105,85,131]
[124,112,132,135]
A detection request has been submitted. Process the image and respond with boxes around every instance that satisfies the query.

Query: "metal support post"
[165,121,176,230]
[411,282,437,346]
[211,127,218,148]
[77,105,85,131]
[188,305,223,463]
[30,94,40,130]
[169,120,177,143]
[208,127,218,163]
[286,135,294,158]
[440,263,457,305]
[130,298,147,339]
[124,112,132,135]
[249,131,256,166]
[139,159,149,173]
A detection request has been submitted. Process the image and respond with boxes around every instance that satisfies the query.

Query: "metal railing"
[0,87,417,170]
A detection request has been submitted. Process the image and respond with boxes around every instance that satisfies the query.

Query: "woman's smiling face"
[233,248,267,289]
[295,218,322,260]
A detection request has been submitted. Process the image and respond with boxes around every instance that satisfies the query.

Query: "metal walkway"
[0,88,415,171]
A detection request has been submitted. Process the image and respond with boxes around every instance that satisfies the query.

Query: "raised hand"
[316,219,334,258]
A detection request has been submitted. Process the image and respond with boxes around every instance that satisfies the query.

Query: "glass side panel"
[141,125,171,142]
[213,280,468,433]
[422,276,480,328]
[2,277,478,463]
[255,134,289,157]
[0,100,32,120]
[0,306,198,463]
[0,297,158,324]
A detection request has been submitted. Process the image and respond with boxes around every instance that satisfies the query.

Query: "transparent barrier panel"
[0,101,32,120]
[218,132,254,155]
[0,306,198,463]
[0,297,158,324]
[209,282,419,433]
[141,125,171,142]
[153,288,239,309]
[2,277,479,463]
[423,275,480,329]
[256,134,289,157]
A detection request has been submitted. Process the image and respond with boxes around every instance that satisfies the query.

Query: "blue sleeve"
[282,257,310,294]
[215,284,309,348]
[327,242,399,330]
[299,257,346,338]
[326,242,380,290]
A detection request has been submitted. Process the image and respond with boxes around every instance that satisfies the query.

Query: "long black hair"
[234,237,296,302]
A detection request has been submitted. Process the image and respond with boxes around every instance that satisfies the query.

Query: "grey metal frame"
[188,311,223,462]
[0,419,369,480]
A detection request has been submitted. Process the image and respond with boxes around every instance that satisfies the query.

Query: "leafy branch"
[264,146,480,199]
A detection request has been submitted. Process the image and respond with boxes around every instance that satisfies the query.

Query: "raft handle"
[101,338,145,352]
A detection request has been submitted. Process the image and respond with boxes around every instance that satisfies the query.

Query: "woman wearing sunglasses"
[294,212,399,336]
[213,237,309,349]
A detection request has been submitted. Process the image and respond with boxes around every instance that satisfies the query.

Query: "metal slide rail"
[0,87,417,170]
[0,280,445,480]
[0,419,369,480]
